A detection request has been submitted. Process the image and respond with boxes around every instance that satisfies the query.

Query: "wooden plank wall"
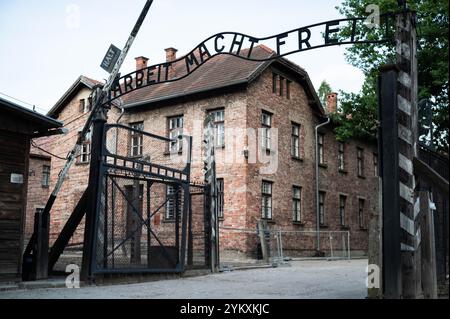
[0,130,29,281]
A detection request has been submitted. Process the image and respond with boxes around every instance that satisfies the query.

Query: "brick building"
[26,45,378,258]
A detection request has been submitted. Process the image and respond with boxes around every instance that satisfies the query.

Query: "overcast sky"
[0,0,365,114]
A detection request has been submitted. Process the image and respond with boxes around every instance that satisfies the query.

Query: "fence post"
[420,191,438,298]
[257,220,269,264]
[347,231,351,260]
[278,230,284,263]
[368,177,382,298]
[30,209,50,280]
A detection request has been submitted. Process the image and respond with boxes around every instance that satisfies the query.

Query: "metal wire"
[31,140,67,160]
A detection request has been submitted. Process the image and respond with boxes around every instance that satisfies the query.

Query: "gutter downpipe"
[315,117,331,254]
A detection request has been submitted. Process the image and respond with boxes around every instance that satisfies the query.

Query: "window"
[357,147,364,177]
[373,153,379,177]
[279,76,284,96]
[165,185,180,220]
[318,133,325,165]
[42,165,50,187]
[217,178,224,219]
[79,99,85,113]
[339,195,347,226]
[261,111,272,150]
[291,123,300,158]
[169,116,183,153]
[272,72,291,99]
[359,199,365,228]
[292,186,302,222]
[87,97,92,112]
[130,122,144,157]
[78,127,91,164]
[272,73,278,94]
[319,191,326,225]
[261,181,273,219]
[209,109,225,147]
[286,80,291,99]
[338,142,345,171]
[80,143,90,163]
[79,98,91,113]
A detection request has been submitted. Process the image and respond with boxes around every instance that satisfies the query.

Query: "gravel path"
[0,259,368,299]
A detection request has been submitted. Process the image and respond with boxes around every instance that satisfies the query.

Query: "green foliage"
[317,80,333,106]
[334,0,449,151]
[331,76,379,142]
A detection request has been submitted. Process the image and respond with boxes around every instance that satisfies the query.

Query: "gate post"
[379,8,421,299]
[80,99,107,282]
[378,64,402,299]
[203,114,219,272]
[30,208,50,280]
[395,9,421,299]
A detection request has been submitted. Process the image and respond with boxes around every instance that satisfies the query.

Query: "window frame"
[357,147,365,177]
[80,143,91,163]
[279,75,284,96]
[292,186,302,222]
[209,109,225,148]
[130,122,144,157]
[358,198,365,229]
[339,195,347,226]
[77,128,92,164]
[42,165,50,187]
[261,180,273,220]
[338,142,345,171]
[318,133,325,165]
[319,191,326,226]
[79,99,85,113]
[261,111,272,150]
[291,122,300,158]
[168,115,184,153]
[286,80,291,99]
[373,153,379,177]
[272,73,278,94]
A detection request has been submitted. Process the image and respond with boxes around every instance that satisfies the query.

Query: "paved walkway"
[0,259,368,299]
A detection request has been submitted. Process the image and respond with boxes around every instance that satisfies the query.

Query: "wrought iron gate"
[90,123,209,274]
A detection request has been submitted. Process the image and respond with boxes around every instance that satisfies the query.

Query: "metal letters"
[109,13,395,102]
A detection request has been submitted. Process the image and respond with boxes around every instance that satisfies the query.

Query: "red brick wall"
[26,67,378,258]
[243,67,377,255]
[24,154,51,242]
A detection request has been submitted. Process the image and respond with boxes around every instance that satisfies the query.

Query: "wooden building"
[0,96,62,281]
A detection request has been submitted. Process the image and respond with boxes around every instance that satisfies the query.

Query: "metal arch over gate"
[22,0,432,295]
[106,13,396,104]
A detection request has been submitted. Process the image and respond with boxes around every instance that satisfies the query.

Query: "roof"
[0,96,63,134]
[47,75,103,118]
[51,46,325,117]
[121,45,324,115]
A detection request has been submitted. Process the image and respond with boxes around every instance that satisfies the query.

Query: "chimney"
[326,92,338,114]
[135,56,149,71]
[165,47,178,62]
[165,48,178,79]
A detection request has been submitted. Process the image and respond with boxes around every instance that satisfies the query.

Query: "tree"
[334,0,449,151]
[317,80,333,107]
